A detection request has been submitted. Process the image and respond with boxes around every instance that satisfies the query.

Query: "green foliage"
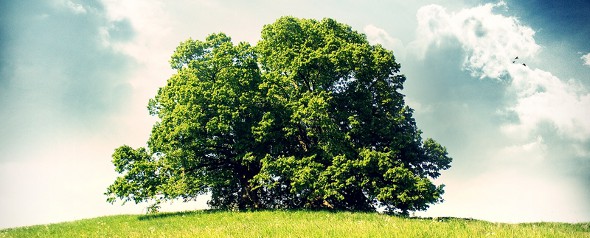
[2,211,589,238]
[105,17,452,214]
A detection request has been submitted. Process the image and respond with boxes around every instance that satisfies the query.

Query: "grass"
[1,210,589,237]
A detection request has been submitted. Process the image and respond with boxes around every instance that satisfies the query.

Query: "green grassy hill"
[1,210,588,237]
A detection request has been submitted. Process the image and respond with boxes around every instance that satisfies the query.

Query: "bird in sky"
[512,56,526,66]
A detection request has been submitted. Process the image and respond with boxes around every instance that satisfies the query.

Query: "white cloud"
[101,0,174,64]
[412,3,590,142]
[582,52,590,67]
[496,136,546,163]
[364,24,406,60]
[412,3,539,79]
[503,66,590,141]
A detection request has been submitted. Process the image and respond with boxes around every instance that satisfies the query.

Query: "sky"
[1,0,589,228]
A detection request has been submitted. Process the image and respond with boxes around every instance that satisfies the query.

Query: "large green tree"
[106,17,452,215]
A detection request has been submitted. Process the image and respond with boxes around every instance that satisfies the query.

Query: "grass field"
[1,210,589,237]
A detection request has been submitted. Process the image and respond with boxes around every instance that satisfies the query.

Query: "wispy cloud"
[364,24,406,60]
[63,0,88,15]
[582,53,590,67]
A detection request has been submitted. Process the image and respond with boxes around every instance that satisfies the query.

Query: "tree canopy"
[106,16,452,215]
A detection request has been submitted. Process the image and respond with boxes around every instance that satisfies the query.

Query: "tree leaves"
[106,17,452,215]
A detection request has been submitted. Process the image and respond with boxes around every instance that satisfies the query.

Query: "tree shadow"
[137,209,227,221]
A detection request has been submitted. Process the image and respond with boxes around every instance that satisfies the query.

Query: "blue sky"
[1,0,589,228]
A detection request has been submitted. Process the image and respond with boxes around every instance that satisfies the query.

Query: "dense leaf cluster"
[106,17,451,215]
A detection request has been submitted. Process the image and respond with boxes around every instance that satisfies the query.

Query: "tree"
[106,17,452,215]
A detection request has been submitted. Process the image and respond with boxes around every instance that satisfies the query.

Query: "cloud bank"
[400,2,590,222]
[413,2,590,151]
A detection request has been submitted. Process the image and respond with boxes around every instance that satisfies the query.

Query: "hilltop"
[1,210,588,237]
